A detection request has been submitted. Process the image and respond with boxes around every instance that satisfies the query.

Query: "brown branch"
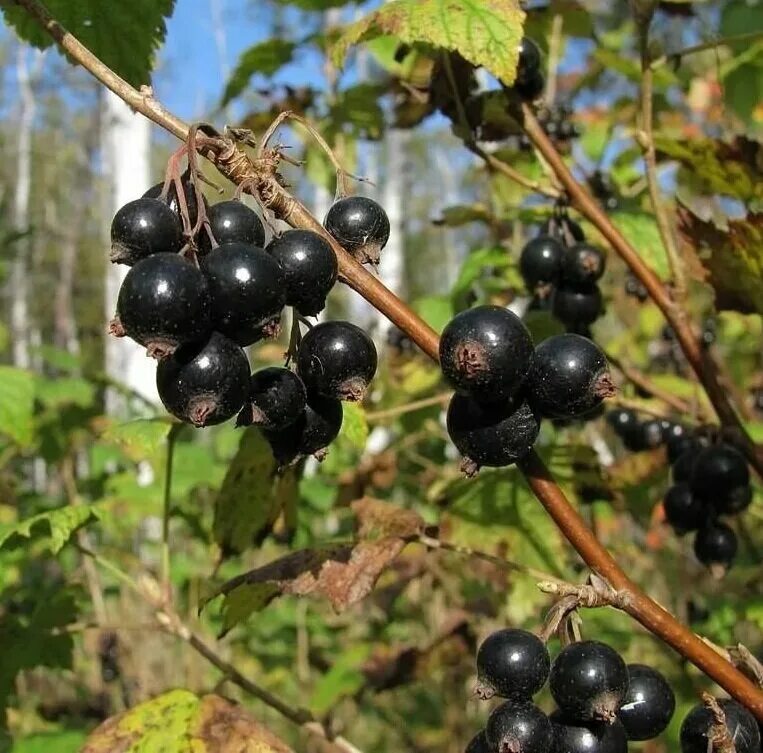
[517,101,763,478]
[14,0,763,721]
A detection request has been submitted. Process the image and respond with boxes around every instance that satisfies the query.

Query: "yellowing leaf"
[333,0,525,85]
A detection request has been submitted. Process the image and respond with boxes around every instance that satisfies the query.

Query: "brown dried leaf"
[352,496,425,539]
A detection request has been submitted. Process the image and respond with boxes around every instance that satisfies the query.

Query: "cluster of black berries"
[439,305,614,475]
[520,213,606,335]
[467,629,675,753]
[108,177,388,465]
[623,272,648,303]
[606,408,668,454]
[517,105,581,152]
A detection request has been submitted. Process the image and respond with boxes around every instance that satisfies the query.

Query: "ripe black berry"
[663,484,706,533]
[680,699,760,753]
[264,393,343,466]
[549,640,629,723]
[617,664,675,741]
[550,712,628,753]
[514,69,545,101]
[465,730,490,753]
[526,334,614,419]
[113,252,211,359]
[236,367,306,430]
[689,444,749,503]
[516,37,542,83]
[716,484,753,515]
[552,284,602,328]
[143,170,206,228]
[694,522,737,574]
[638,419,665,450]
[624,273,648,302]
[266,230,338,316]
[475,629,550,701]
[110,197,183,265]
[672,450,697,484]
[606,408,638,438]
[201,242,286,346]
[439,306,534,403]
[541,216,586,245]
[199,200,266,253]
[667,432,700,464]
[324,196,390,265]
[446,394,540,476]
[486,701,553,753]
[562,244,606,285]
[297,321,377,402]
[519,235,565,291]
[156,332,249,427]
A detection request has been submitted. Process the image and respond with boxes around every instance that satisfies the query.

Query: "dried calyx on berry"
[236,367,306,430]
[486,700,553,753]
[324,196,390,265]
[680,698,760,753]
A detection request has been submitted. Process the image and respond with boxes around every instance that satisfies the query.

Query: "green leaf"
[3,1,176,88]
[12,730,87,753]
[273,0,357,8]
[334,0,525,85]
[329,83,386,139]
[451,247,512,303]
[103,418,173,462]
[412,295,454,334]
[221,39,297,106]
[309,644,371,716]
[0,366,35,447]
[0,505,99,554]
[610,211,670,280]
[340,403,369,449]
[35,376,97,409]
[213,429,296,556]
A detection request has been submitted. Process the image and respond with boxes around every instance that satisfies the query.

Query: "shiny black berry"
[112,252,211,359]
[475,629,550,701]
[606,408,638,438]
[549,640,629,723]
[667,432,701,464]
[439,306,534,403]
[689,444,749,503]
[264,393,343,466]
[541,216,586,245]
[110,198,183,265]
[617,664,675,741]
[520,235,565,292]
[324,196,390,265]
[672,449,697,484]
[550,712,628,753]
[562,244,606,285]
[680,699,760,753]
[465,730,490,753]
[694,522,737,574]
[664,484,706,534]
[516,37,542,83]
[143,170,206,228]
[639,419,665,450]
[552,284,602,328]
[156,332,249,427]
[716,484,753,515]
[515,69,545,101]
[201,242,285,346]
[266,230,338,316]
[526,334,614,419]
[297,321,377,402]
[446,394,540,476]
[236,367,306,430]
[486,701,553,753]
[199,200,266,253]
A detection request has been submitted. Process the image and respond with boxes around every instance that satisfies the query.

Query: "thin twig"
[161,424,180,597]
[366,392,451,422]
[650,30,763,70]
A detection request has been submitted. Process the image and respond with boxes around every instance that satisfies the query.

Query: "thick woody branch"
[13,0,763,721]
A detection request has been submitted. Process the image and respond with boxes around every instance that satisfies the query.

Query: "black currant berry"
[264,393,343,466]
[552,284,602,328]
[465,730,490,753]
[446,394,540,476]
[112,252,211,359]
[638,419,665,450]
[672,450,697,484]
[541,216,586,245]
[680,699,760,753]
[266,230,338,316]
[475,629,550,701]
[324,196,390,265]
[549,640,629,723]
[110,197,183,265]
[663,484,706,534]
[156,332,249,427]
[201,242,285,346]
[520,235,565,292]
[514,69,545,101]
[143,170,206,228]
[486,701,553,753]
[526,334,614,419]
[617,664,675,741]
[550,712,628,753]
[606,408,638,438]
[694,522,737,575]
[516,37,542,83]
[689,444,749,503]
[236,367,306,430]
[624,273,648,302]
[667,433,701,464]
[439,306,534,403]
[715,484,753,515]
[562,244,606,285]
[297,321,377,402]
[199,200,266,253]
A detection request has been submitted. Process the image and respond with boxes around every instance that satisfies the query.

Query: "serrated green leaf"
[0,366,35,447]
[0,505,99,554]
[340,403,369,448]
[221,39,297,106]
[3,1,176,88]
[333,0,525,85]
[103,418,173,462]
